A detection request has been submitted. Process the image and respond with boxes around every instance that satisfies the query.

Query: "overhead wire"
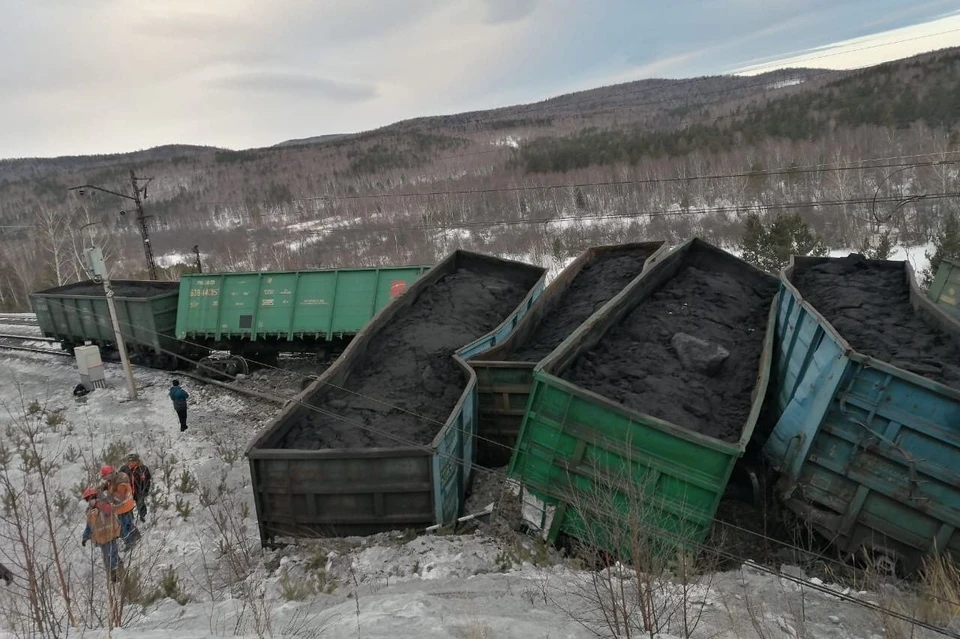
[305,191,959,235]
[191,155,960,220]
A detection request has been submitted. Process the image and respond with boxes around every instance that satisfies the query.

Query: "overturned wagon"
[469,241,666,467]
[509,238,778,554]
[246,251,546,543]
[766,254,960,572]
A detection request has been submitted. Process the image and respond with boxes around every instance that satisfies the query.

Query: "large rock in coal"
[671,332,730,377]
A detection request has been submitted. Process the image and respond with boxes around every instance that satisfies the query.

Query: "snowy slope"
[0,352,954,638]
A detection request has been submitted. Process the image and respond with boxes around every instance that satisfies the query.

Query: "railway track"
[0,333,286,405]
[0,333,69,357]
[0,314,38,327]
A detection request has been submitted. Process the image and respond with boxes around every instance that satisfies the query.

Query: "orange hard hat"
[82,487,98,500]
[99,465,114,478]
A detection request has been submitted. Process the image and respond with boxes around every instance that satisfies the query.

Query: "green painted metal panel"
[929,257,960,320]
[220,274,259,339]
[507,239,777,558]
[177,266,430,341]
[291,271,338,338]
[331,270,379,334]
[30,280,180,355]
[177,275,222,337]
[510,371,738,554]
[471,362,536,467]
[255,272,298,337]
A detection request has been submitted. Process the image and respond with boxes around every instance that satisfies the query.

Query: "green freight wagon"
[508,238,778,557]
[176,265,430,361]
[30,280,182,369]
[928,257,960,319]
[469,241,667,467]
[246,251,546,543]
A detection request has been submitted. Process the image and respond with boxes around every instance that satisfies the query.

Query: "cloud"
[209,71,378,102]
[1,0,958,157]
[732,10,960,74]
[482,0,538,24]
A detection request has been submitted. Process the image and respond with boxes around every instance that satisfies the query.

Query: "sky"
[1,0,959,159]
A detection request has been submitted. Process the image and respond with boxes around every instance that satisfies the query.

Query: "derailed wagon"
[31,280,182,368]
[509,238,779,555]
[928,256,960,320]
[246,250,546,543]
[765,254,960,572]
[176,265,431,362]
[469,241,666,467]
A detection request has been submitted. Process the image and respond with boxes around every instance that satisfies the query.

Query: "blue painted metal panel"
[456,276,547,361]
[765,257,960,567]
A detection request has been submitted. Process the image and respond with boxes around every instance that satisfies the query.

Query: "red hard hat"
[99,465,115,478]
[82,487,98,500]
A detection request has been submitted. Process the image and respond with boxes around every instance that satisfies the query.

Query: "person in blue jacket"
[169,380,189,432]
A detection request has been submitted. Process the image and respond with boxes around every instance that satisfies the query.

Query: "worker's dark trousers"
[175,405,188,431]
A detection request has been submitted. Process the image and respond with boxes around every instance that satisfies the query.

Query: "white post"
[102,276,137,400]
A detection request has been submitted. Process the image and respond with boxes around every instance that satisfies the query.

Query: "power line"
[195,155,960,214]
[298,192,958,236]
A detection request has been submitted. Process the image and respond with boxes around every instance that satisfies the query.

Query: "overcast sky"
[2,0,959,159]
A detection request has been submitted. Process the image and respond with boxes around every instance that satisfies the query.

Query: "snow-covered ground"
[0,350,955,638]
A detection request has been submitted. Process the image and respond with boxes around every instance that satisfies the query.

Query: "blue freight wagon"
[766,255,960,572]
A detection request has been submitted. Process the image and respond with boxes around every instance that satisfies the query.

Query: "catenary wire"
[196,156,960,212]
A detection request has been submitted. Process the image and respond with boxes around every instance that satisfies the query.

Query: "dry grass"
[916,551,960,627]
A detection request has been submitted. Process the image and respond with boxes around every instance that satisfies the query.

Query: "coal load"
[561,257,778,442]
[280,268,533,449]
[47,281,178,297]
[792,254,960,387]
[511,248,656,362]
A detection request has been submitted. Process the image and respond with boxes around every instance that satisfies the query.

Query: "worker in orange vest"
[100,465,141,549]
[80,487,123,582]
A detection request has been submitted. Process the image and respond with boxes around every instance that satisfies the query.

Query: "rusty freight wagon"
[246,250,546,542]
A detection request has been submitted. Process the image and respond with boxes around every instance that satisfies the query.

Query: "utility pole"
[193,244,203,273]
[129,169,157,280]
[83,245,138,400]
[69,171,158,280]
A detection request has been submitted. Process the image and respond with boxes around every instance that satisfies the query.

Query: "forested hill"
[1,47,958,311]
[516,48,960,173]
